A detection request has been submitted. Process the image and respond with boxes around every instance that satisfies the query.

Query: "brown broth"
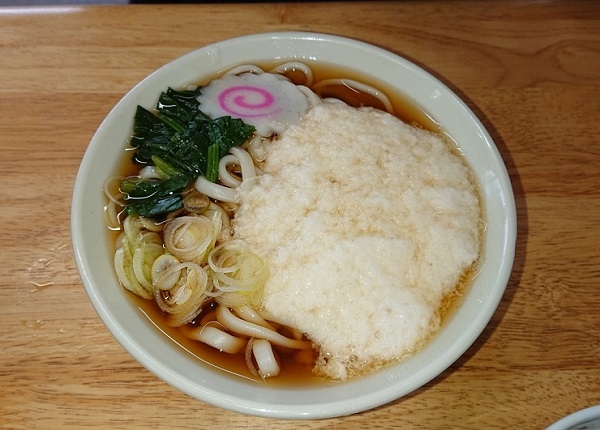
[130,295,325,387]
[271,60,440,133]
[109,62,482,387]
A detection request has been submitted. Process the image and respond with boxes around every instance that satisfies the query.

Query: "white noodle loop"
[194,176,240,204]
[185,324,246,354]
[234,305,276,330]
[225,64,265,76]
[216,305,311,350]
[103,176,126,230]
[312,78,394,114]
[252,339,280,379]
[269,61,314,87]
[218,147,257,188]
[218,155,242,188]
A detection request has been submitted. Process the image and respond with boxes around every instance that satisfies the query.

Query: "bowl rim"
[71,31,517,419]
[546,405,600,430]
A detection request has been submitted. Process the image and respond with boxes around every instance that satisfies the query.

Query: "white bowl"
[71,32,516,419]
[547,405,600,430]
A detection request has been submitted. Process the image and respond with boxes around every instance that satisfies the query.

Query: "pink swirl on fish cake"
[218,85,282,119]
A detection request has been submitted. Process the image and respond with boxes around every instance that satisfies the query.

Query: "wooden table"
[1,1,599,428]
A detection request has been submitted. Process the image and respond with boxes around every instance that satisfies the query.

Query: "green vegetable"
[121,174,189,218]
[205,143,220,183]
[122,87,256,218]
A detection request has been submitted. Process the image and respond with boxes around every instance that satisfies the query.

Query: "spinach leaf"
[156,87,206,133]
[121,87,256,218]
[207,116,257,157]
[122,174,190,218]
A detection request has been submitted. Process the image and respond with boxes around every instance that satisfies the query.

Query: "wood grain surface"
[1,1,599,428]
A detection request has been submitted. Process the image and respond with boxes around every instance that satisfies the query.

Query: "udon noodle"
[105,62,481,382]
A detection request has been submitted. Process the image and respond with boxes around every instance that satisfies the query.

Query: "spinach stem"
[205,143,220,183]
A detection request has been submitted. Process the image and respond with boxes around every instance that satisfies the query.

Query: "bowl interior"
[71,32,516,419]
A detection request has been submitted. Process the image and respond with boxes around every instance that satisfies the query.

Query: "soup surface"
[107,61,482,386]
